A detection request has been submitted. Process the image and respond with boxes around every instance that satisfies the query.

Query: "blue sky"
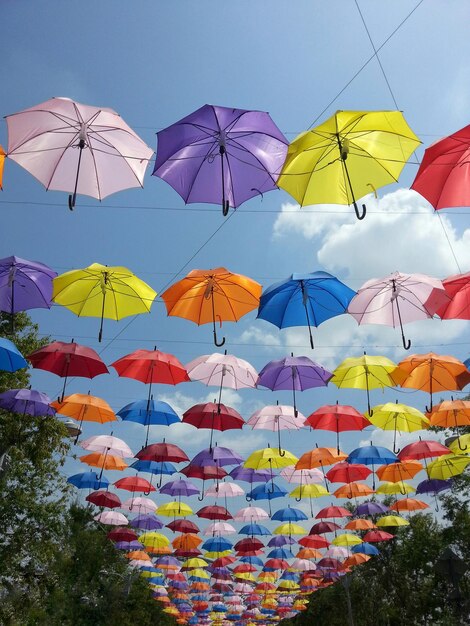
[2,1,470,520]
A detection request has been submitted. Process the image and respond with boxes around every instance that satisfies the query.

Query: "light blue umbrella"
[0,337,27,372]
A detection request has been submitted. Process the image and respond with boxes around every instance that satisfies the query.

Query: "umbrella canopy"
[28,339,108,401]
[245,447,298,470]
[247,404,306,454]
[376,481,415,496]
[6,96,153,208]
[333,483,374,499]
[183,402,244,450]
[53,263,157,342]
[347,444,397,488]
[157,501,193,517]
[190,446,244,468]
[94,511,128,526]
[80,452,128,471]
[160,478,200,498]
[398,440,450,461]
[114,476,156,493]
[436,272,470,320]
[137,442,189,463]
[86,489,121,509]
[152,103,287,215]
[186,352,257,390]
[80,434,133,458]
[367,402,429,452]
[411,123,470,210]
[348,272,448,350]
[427,454,470,480]
[257,271,355,349]
[257,355,332,416]
[331,354,402,415]
[376,460,423,482]
[53,394,116,442]
[326,462,371,483]
[0,388,55,417]
[306,403,370,454]
[277,109,420,219]
[390,498,429,512]
[0,337,27,372]
[355,501,389,516]
[118,399,180,427]
[396,352,470,411]
[233,507,269,522]
[280,465,324,484]
[197,505,232,521]
[111,348,189,385]
[161,267,261,347]
[427,399,470,429]
[67,471,109,490]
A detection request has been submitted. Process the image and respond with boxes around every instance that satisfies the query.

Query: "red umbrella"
[166,519,200,534]
[174,549,202,558]
[196,505,232,520]
[180,463,229,501]
[316,506,351,519]
[183,402,244,450]
[114,476,155,494]
[298,535,330,549]
[436,272,470,320]
[325,462,372,484]
[107,527,137,542]
[398,440,450,461]
[233,564,257,573]
[317,557,342,570]
[411,124,470,210]
[265,558,289,570]
[86,490,121,509]
[234,538,264,552]
[212,556,237,567]
[137,441,189,487]
[305,403,371,453]
[309,521,340,534]
[363,530,394,542]
[28,339,108,401]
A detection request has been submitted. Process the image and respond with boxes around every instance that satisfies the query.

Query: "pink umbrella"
[348,271,449,350]
[94,511,128,525]
[247,404,306,454]
[6,97,153,209]
[121,496,157,513]
[205,482,245,498]
[203,522,237,536]
[280,465,324,484]
[233,506,269,522]
[80,435,133,458]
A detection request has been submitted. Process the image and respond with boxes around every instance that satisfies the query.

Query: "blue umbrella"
[347,444,398,488]
[267,548,294,559]
[202,537,233,552]
[239,555,264,567]
[257,271,356,349]
[247,482,287,515]
[271,506,308,522]
[351,542,379,556]
[129,460,176,475]
[67,471,109,490]
[0,337,28,372]
[118,398,180,446]
[239,523,271,536]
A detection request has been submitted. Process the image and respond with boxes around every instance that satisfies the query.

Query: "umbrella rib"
[184,138,220,203]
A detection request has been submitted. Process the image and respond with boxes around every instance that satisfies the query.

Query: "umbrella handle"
[220,144,230,216]
[245,494,253,502]
[339,143,366,221]
[458,439,468,452]
[295,496,302,503]
[68,138,85,210]
[353,201,367,220]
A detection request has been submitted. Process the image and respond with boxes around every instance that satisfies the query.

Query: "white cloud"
[239,325,282,348]
[215,431,267,456]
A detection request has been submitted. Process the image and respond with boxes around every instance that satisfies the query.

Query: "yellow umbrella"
[273,522,306,536]
[139,532,170,548]
[368,402,429,453]
[376,515,410,527]
[182,558,208,569]
[448,434,470,454]
[331,354,402,416]
[332,533,362,547]
[427,454,470,479]
[277,110,420,220]
[289,484,329,515]
[204,550,232,559]
[376,481,415,496]
[235,572,256,582]
[187,568,210,579]
[53,262,157,342]
[244,446,298,470]
[156,501,193,517]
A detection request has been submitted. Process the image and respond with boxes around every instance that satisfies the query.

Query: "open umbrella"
[367,401,429,453]
[257,355,332,417]
[0,388,55,417]
[0,337,27,372]
[153,104,287,215]
[305,402,370,454]
[347,444,398,488]
[182,402,244,450]
[247,404,306,454]
[28,339,108,401]
[277,109,420,219]
[52,393,116,444]
[161,267,261,346]
[6,97,153,209]
[257,272,355,349]
[137,441,189,487]
[118,399,181,447]
[53,263,157,342]
[348,272,449,350]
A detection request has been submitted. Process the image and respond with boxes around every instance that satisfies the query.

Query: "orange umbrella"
[344,519,376,531]
[0,145,4,189]
[146,545,172,555]
[397,353,470,411]
[296,548,322,559]
[390,498,429,512]
[52,393,116,425]
[172,534,202,550]
[79,452,128,471]
[376,460,423,482]
[126,550,151,561]
[296,447,347,470]
[161,267,262,347]
[427,399,470,428]
[333,482,374,499]
[344,554,371,568]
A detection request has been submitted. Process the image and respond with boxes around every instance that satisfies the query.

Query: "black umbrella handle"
[393,282,411,350]
[68,139,85,210]
[337,135,367,221]
[220,145,230,216]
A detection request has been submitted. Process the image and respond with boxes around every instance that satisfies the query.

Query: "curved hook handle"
[457,439,467,452]
[245,494,253,502]
[295,495,302,503]
[278,448,286,457]
[156,477,164,489]
[214,333,226,347]
[400,485,406,496]
[198,493,205,501]
[368,407,374,417]
[144,490,150,496]
[402,336,411,351]
[267,483,275,495]
[425,405,431,413]
[353,202,366,220]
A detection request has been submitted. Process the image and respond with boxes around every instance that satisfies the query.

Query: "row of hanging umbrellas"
[4,254,470,346]
[4,97,470,224]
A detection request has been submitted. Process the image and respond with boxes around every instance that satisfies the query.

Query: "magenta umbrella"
[348,271,449,350]
[152,104,288,216]
[6,97,153,209]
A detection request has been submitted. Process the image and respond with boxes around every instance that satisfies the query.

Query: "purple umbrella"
[267,535,296,547]
[0,256,57,330]
[153,104,288,215]
[355,501,389,516]
[257,354,333,416]
[0,388,55,417]
[114,540,144,550]
[160,478,200,498]
[190,446,244,468]
[416,478,452,511]
[129,514,163,530]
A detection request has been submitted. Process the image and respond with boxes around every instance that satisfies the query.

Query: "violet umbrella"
[160,478,200,499]
[348,272,449,350]
[153,104,288,215]
[229,466,271,502]
[0,388,55,417]
[0,256,57,332]
[355,501,389,516]
[257,354,333,417]
[6,97,153,209]
[416,478,452,511]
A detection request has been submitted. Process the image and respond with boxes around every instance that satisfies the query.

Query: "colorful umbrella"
[348,272,448,350]
[347,444,398,488]
[277,109,420,219]
[86,490,121,509]
[6,97,153,209]
[367,401,430,452]
[67,471,109,490]
[161,267,261,346]
[28,339,108,401]
[160,478,200,498]
[411,123,470,210]
[186,351,258,394]
[52,393,116,443]
[247,404,306,454]
[153,104,287,215]
[257,272,355,349]
[257,355,332,417]
[306,402,370,454]
[0,337,27,372]
[118,399,181,447]
[182,402,244,450]
[0,388,55,417]
[80,452,128,472]
[325,462,371,484]
[80,434,133,457]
